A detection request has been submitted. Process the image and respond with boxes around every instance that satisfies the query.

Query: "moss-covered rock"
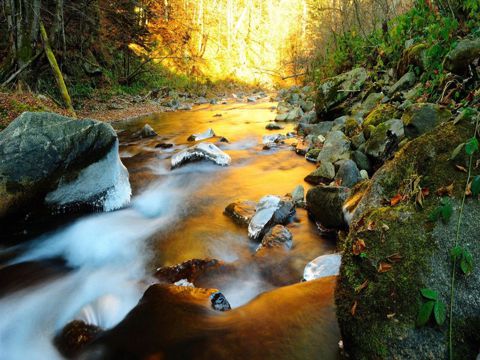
[396,43,428,77]
[336,120,480,359]
[364,119,404,162]
[443,37,480,75]
[315,68,368,120]
[402,103,451,139]
[363,104,400,138]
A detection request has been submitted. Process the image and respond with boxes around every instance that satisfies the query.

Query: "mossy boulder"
[388,71,416,96]
[365,119,404,162]
[443,37,480,75]
[363,104,400,138]
[336,120,480,359]
[315,68,368,120]
[402,103,451,139]
[306,185,350,229]
[396,43,428,76]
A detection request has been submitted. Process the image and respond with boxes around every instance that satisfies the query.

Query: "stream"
[0,100,339,359]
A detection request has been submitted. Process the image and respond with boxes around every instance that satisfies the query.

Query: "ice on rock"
[248,195,294,240]
[303,253,342,281]
[171,142,231,169]
[45,140,131,212]
[187,128,216,141]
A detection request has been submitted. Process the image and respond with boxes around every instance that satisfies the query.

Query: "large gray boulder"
[0,112,131,218]
[402,103,451,139]
[306,185,350,229]
[317,131,351,164]
[388,71,416,96]
[316,68,368,120]
[335,160,361,188]
[443,37,480,74]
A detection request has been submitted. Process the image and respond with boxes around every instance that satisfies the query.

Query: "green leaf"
[472,175,480,197]
[465,137,479,155]
[460,249,474,275]
[450,143,465,160]
[434,300,446,325]
[440,201,453,223]
[450,246,463,260]
[417,300,435,326]
[429,207,442,222]
[421,288,438,300]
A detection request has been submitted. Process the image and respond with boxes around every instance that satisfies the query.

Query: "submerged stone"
[224,200,257,226]
[187,128,216,141]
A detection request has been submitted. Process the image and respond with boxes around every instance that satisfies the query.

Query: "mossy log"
[39,21,76,117]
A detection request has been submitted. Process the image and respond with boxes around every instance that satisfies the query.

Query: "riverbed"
[0,100,340,359]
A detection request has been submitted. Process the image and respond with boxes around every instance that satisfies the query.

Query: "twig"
[1,51,43,87]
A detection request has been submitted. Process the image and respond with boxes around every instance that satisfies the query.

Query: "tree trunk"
[39,21,76,117]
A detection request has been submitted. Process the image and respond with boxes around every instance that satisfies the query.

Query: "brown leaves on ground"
[351,301,358,316]
[378,262,393,273]
[355,280,369,294]
[390,193,403,206]
[352,239,366,256]
[436,183,454,197]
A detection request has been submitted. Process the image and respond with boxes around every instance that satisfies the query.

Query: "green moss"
[336,121,478,359]
[345,117,361,137]
[363,104,400,137]
[9,99,49,114]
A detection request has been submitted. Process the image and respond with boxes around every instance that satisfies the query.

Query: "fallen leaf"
[436,183,454,197]
[455,165,468,173]
[352,239,366,256]
[466,182,472,196]
[367,221,376,231]
[390,194,403,206]
[422,188,430,196]
[381,223,390,231]
[351,301,358,316]
[355,280,369,293]
[387,313,396,319]
[416,190,424,207]
[387,253,403,263]
[378,262,393,273]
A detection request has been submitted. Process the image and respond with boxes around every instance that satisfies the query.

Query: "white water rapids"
[0,178,185,360]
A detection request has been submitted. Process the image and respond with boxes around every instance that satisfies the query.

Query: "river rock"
[387,71,416,96]
[365,119,404,161]
[291,185,305,205]
[305,148,321,162]
[299,110,317,124]
[303,253,342,281]
[284,107,304,121]
[352,150,371,172]
[353,92,384,116]
[257,224,293,251]
[140,124,157,138]
[336,121,480,359]
[362,104,399,136]
[263,134,286,147]
[210,292,231,311]
[195,97,209,105]
[297,121,334,137]
[306,185,350,229]
[443,37,480,74]
[295,140,310,155]
[335,160,361,188]
[248,195,294,240]
[171,143,231,169]
[54,320,102,358]
[187,128,215,141]
[224,200,257,226]
[155,258,223,284]
[316,131,351,164]
[266,123,284,130]
[304,162,335,185]
[316,67,368,119]
[402,103,451,139]
[0,112,131,218]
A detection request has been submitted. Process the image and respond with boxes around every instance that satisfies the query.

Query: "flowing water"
[0,100,339,359]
